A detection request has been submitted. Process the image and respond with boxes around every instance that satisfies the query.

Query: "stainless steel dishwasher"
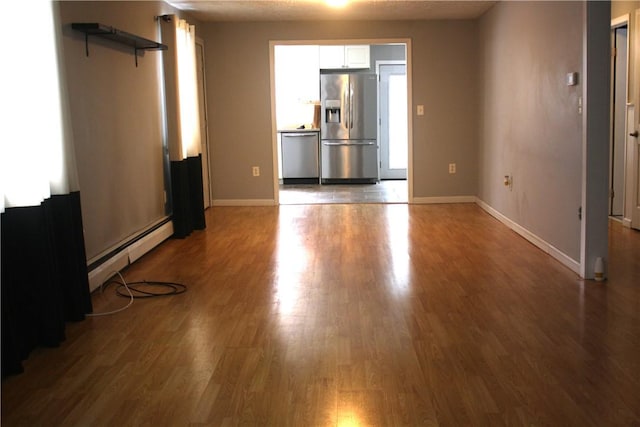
[281,132,320,184]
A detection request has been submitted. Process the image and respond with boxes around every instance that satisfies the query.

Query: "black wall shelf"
[71,23,167,67]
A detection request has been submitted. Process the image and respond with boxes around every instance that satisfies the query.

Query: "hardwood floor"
[2,204,639,426]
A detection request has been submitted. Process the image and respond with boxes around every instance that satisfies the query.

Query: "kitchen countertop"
[278,128,320,133]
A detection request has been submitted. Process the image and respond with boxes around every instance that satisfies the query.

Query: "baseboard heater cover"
[88,221,174,292]
[127,221,174,263]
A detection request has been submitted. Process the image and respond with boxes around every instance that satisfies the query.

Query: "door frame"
[609,18,628,218]
[376,60,407,180]
[268,38,413,205]
[607,14,632,226]
[608,10,640,229]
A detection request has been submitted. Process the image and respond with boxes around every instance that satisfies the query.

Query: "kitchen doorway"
[271,41,411,205]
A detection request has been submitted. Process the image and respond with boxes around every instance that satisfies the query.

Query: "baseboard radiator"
[87,220,174,292]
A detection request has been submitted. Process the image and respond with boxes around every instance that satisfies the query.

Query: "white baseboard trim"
[475,198,581,275]
[212,199,277,206]
[622,217,632,228]
[412,195,477,204]
[88,221,174,292]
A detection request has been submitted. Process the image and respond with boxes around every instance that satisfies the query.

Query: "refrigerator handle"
[350,82,354,129]
[343,86,348,129]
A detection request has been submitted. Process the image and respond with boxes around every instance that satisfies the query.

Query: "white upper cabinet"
[344,45,370,68]
[319,45,370,69]
[275,45,320,129]
[319,45,345,69]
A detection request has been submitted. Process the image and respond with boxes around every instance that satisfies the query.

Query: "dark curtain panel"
[170,154,206,238]
[170,159,192,238]
[1,191,92,377]
[187,155,205,230]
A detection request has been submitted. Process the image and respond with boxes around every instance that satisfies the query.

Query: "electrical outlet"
[504,174,513,191]
[417,105,424,116]
[578,96,583,115]
[448,163,456,174]
[252,166,260,177]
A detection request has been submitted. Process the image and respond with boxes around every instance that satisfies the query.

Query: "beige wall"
[55,1,598,269]
[199,20,479,201]
[477,1,584,261]
[57,1,184,260]
[612,2,640,20]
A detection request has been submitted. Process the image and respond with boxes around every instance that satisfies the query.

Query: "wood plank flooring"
[2,204,639,426]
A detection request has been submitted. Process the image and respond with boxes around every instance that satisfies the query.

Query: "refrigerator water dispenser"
[325,100,341,123]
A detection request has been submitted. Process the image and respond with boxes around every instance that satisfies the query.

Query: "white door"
[632,135,640,229]
[195,39,211,209]
[629,105,640,230]
[378,64,407,180]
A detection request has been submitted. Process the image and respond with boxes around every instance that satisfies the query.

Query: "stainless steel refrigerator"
[320,73,378,183]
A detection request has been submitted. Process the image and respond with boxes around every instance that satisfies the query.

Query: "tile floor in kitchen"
[279,179,408,204]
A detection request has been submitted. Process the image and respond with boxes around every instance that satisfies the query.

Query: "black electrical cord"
[110,280,187,299]
[88,273,188,317]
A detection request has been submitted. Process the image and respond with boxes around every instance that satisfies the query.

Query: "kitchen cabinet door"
[319,45,345,69]
[344,45,370,68]
[319,45,370,69]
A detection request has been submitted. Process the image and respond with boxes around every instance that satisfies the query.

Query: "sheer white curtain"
[1,1,76,213]
[176,19,200,158]
[159,15,206,237]
[173,18,201,160]
[1,1,92,377]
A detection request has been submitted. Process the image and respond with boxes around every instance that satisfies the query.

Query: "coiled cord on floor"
[114,280,187,298]
[87,271,187,317]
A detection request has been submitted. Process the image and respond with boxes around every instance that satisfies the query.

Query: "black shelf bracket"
[72,23,168,67]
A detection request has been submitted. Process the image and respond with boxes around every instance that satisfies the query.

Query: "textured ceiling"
[166,0,497,22]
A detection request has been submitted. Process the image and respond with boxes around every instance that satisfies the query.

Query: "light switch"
[417,105,424,116]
